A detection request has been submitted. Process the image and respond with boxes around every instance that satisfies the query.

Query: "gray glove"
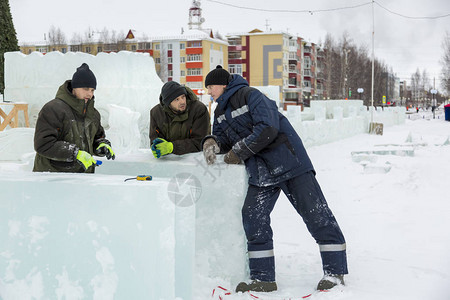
[224,150,241,164]
[203,138,220,165]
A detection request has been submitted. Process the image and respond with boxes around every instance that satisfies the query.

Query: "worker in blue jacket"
[202,66,348,293]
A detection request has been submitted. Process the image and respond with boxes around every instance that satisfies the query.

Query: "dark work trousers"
[242,171,348,282]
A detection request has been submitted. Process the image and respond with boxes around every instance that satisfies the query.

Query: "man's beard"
[171,107,186,114]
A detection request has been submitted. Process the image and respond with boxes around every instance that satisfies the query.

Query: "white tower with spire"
[188,0,205,30]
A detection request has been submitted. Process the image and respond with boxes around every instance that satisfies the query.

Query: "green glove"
[153,138,173,157]
[96,143,116,160]
[76,150,97,171]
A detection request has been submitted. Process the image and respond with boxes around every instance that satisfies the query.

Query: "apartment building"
[226,29,322,109]
[150,29,228,95]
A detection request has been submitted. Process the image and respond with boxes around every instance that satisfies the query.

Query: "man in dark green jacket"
[149,81,210,158]
[33,63,115,173]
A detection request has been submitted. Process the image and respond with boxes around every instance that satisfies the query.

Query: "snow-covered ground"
[1,109,449,300]
[224,111,449,300]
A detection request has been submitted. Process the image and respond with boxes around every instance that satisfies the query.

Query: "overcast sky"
[9,0,450,87]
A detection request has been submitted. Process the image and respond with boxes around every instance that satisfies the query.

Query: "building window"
[286,92,298,99]
[185,81,203,89]
[62,48,67,53]
[168,44,173,50]
[211,44,214,50]
[187,54,202,61]
[304,57,311,69]
[168,70,173,77]
[187,68,202,76]
[155,44,160,50]
[85,46,91,53]
[303,81,311,88]
[131,45,137,51]
[229,51,241,59]
[155,57,161,64]
[168,57,173,63]
[181,70,185,76]
[180,57,185,63]
[97,46,102,53]
[228,38,242,46]
[180,43,185,50]
[187,41,202,48]
[229,64,242,75]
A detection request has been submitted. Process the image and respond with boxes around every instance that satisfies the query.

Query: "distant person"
[33,63,115,173]
[202,66,348,293]
[149,81,210,158]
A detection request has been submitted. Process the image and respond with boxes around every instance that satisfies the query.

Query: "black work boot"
[235,280,278,293]
[316,274,345,290]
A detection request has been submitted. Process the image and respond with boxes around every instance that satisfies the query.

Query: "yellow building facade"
[227,29,303,108]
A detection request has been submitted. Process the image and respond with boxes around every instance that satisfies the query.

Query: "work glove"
[76,150,97,171]
[224,150,241,164]
[151,138,173,158]
[203,138,219,165]
[95,142,116,160]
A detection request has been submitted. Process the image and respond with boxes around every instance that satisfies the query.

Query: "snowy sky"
[9,0,450,86]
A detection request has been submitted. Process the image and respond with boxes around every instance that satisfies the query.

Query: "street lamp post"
[357,88,364,101]
[431,89,437,119]
[197,89,205,104]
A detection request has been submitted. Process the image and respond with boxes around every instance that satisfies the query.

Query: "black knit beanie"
[160,81,186,106]
[72,63,97,89]
[205,65,231,87]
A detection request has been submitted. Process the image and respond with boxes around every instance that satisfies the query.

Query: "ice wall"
[0,153,248,300]
[4,51,163,149]
[286,100,406,148]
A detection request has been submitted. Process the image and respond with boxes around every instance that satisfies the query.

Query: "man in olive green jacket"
[149,81,210,158]
[33,63,115,173]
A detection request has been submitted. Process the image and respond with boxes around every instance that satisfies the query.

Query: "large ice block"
[0,152,248,300]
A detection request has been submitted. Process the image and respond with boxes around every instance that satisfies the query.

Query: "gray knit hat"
[160,81,186,106]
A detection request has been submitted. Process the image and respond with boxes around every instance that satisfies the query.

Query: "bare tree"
[411,69,421,106]
[98,27,110,43]
[440,31,450,95]
[48,25,66,45]
[70,32,83,52]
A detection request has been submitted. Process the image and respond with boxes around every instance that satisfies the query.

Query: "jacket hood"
[56,80,95,115]
[216,75,249,110]
[160,86,198,116]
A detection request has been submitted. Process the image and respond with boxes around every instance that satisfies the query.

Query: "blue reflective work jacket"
[212,75,314,187]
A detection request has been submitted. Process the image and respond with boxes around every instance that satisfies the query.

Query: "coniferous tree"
[0,0,20,95]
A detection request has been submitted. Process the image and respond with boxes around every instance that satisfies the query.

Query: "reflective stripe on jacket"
[212,75,314,187]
